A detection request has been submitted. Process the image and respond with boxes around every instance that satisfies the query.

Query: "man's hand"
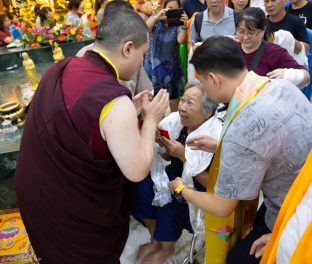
[133,91,153,115]
[142,89,169,125]
[186,135,218,153]
[250,233,272,259]
[168,177,184,193]
[161,137,185,162]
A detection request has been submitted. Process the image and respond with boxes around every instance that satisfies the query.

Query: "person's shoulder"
[265,42,286,53]
[306,1,312,8]
[182,0,190,7]
[225,6,234,15]
[286,12,305,24]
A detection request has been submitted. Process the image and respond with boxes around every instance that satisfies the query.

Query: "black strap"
[250,41,267,71]
[194,11,204,41]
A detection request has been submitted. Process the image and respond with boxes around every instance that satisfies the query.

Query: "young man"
[287,0,312,29]
[265,0,310,54]
[169,36,312,263]
[15,10,169,264]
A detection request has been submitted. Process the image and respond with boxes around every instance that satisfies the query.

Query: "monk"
[15,10,168,264]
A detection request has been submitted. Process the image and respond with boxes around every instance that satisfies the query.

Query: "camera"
[165,8,184,27]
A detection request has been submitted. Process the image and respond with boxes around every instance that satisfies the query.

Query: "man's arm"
[182,188,239,217]
[168,177,239,217]
[101,91,168,182]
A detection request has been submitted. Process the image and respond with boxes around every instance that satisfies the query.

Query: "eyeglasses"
[236,28,262,38]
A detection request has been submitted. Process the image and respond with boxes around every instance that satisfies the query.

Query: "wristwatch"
[182,25,188,30]
[174,184,187,203]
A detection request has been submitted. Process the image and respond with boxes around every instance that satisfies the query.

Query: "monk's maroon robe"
[15,51,132,264]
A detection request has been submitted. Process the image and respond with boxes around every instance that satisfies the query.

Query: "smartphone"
[159,128,170,140]
[165,8,184,27]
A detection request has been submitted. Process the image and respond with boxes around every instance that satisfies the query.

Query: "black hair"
[0,15,8,32]
[67,0,82,11]
[161,0,181,8]
[104,0,134,15]
[190,36,246,78]
[39,7,53,25]
[95,9,148,51]
[236,7,267,31]
[34,4,41,16]
[228,0,250,10]
[95,0,106,14]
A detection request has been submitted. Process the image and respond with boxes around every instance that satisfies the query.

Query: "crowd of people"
[8,0,312,263]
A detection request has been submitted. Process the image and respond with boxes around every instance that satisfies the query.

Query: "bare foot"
[141,246,175,264]
[137,241,160,262]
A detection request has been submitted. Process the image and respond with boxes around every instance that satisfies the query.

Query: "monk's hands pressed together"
[142,89,169,125]
[133,90,153,115]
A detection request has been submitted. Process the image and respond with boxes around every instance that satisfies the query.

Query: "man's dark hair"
[67,0,82,10]
[95,10,148,52]
[104,0,134,15]
[190,36,246,78]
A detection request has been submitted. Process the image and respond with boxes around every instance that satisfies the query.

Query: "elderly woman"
[236,7,310,89]
[132,82,225,264]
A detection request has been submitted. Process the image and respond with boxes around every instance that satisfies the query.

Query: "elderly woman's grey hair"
[184,81,218,114]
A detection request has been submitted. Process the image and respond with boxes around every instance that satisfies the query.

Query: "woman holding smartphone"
[144,0,188,112]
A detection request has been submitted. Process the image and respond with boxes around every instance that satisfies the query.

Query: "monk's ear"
[121,41,135,58]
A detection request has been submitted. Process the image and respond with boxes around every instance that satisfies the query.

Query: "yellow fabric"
[187,12,197,48]
[205,74,268,263]
[92,48,120,80]
[99,98,118,124]
[290,222,312,263]
[260,151,312,264]
[0,210,38,263]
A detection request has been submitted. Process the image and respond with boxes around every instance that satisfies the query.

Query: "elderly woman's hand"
[168,177,184,193]
[186,135,218,153]
[161,137,186,162]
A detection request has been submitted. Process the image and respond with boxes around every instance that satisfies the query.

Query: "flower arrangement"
[24,21,89,48]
